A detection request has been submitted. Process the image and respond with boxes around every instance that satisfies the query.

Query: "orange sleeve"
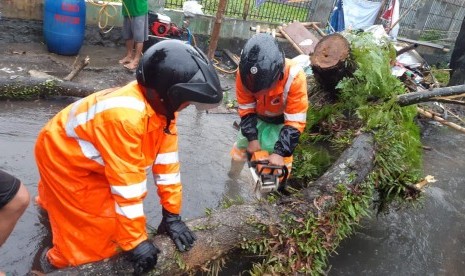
[94,118,148,251]
[284,69,308,133]
[236,71,257,118]
[152,122,182,215]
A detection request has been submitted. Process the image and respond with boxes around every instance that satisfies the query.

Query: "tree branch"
[396,84,465,106]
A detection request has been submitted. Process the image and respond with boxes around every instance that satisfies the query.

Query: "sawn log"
[0,76,97,100]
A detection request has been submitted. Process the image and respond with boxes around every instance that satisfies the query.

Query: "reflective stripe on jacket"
[36,81,182,254]
[236,58,308,133]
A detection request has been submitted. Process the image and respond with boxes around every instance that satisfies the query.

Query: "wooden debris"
[282,22,320,55]
[63,55,90,81]
[250,26,284,37]
[278,26,305,55]
[417,107,465,134]
[414,175,436,190]
[223,49,240,66]
[311,22,326,37]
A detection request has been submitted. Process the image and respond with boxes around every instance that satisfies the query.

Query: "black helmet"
[136,40,223,118]
[239,33,284,93]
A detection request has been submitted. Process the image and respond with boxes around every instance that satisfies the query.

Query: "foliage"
[245,31,423,275]
[244,183,373,275]
[338,31,422,210]
[419,29,442,42]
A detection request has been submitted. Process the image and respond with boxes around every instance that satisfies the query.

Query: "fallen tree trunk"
[397,84,465,106]
[48,133,375,275]
[0,76,96,100]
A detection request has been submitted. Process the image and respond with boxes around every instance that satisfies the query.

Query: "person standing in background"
[119,0,149,70]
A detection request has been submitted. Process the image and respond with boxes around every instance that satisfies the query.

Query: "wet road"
[329,125,465,275]
[1,100,465,275]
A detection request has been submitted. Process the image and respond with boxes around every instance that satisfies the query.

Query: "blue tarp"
[329,0,345,32]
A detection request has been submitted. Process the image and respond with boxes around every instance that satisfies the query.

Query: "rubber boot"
[227,159,245,179]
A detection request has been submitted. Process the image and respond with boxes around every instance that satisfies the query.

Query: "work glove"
[130,240,160,275]
[157,208,197,252]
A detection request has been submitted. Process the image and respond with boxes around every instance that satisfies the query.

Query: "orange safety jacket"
[236,58,308,133]
[35,81,182,267]
[235,58,308,157]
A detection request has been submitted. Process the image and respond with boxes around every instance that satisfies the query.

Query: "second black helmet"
[239,33,285,93]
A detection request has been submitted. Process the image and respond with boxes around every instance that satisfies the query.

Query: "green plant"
[430,66,450,86]
[419,29,442,42]
[249,30,424,275]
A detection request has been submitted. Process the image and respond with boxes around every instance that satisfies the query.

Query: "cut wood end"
[310,33,349,69]
[414,175,437,190]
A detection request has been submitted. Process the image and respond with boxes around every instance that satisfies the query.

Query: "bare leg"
[0,183,30,246]
[119,39,134,64]
[228,159,245,179]
[124,41,144,70]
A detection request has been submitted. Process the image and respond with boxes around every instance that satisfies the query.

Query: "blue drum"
[43,0,86,56]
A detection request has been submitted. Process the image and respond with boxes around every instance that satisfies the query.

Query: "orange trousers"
[35,131,120,268]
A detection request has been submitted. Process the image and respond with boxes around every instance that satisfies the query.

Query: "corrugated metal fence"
[163,0,465,44]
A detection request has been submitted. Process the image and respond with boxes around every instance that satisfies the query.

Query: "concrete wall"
[1,0,278,40]
[0,0,452,63]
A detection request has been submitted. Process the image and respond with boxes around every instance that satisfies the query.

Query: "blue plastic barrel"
[43,0,86,56]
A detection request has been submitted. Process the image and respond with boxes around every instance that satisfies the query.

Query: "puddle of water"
[0,100,253,275]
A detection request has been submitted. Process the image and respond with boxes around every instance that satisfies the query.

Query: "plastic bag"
[183,1,204,17]
[236,120,282,154]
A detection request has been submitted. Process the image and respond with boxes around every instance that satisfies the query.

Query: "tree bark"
[207,0,228,60]
[396,84,465,106]
[48,133,375,275]
[310,33,352,92]
[0,76,97,100]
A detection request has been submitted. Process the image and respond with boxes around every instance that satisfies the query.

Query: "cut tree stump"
[310,33,352,92]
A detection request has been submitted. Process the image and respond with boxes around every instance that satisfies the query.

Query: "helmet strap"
[143,87,176,134]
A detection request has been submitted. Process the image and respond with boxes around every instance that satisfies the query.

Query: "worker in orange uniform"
[229,33,308,179]
[34,40,223,274]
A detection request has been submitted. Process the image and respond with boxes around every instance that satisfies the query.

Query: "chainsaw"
[247,151,289,198]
